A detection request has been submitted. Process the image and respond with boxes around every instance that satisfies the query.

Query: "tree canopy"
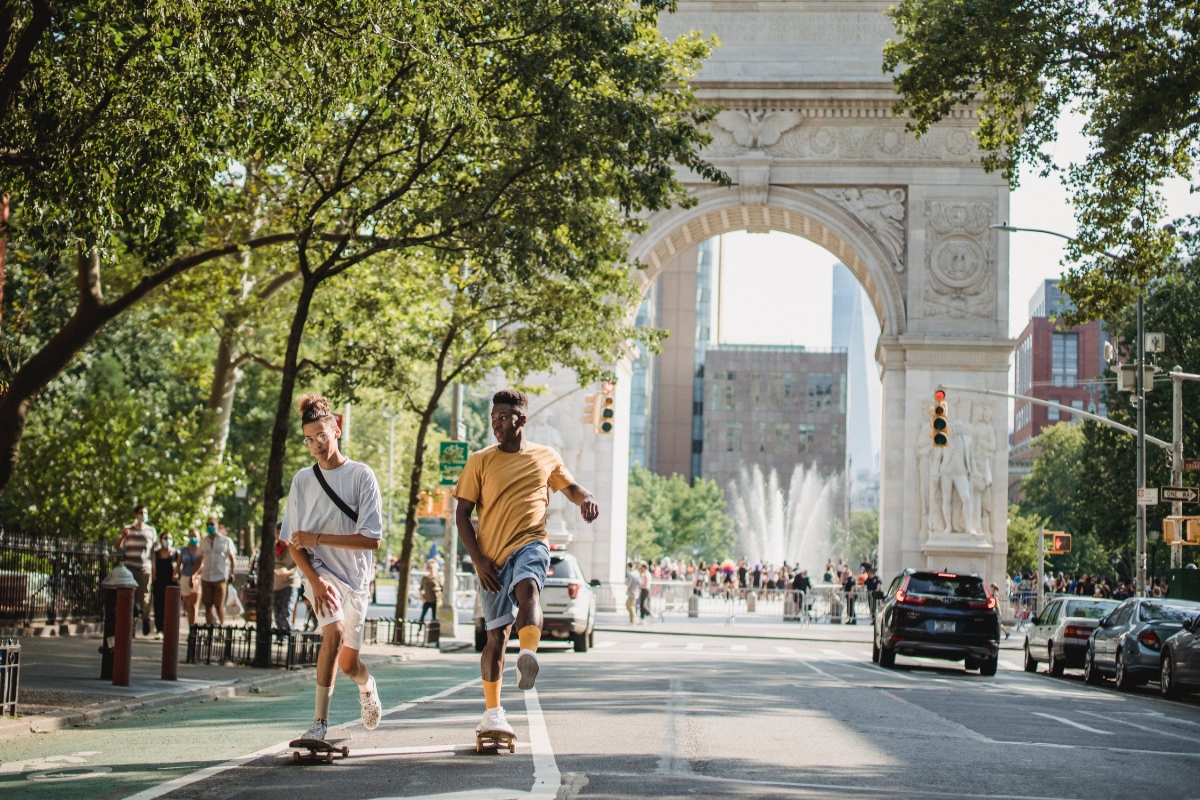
[626,466,736,563]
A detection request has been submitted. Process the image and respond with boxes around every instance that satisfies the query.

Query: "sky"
[715,111,1199,451]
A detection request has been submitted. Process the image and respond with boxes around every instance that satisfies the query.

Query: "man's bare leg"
[514,578,543,690]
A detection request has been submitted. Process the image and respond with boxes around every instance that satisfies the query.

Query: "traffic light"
[1163,517,1200,545]
[599,382,616,434]
[1044,531,1071,555]
[930,389,948,447]
[582,392,599,431]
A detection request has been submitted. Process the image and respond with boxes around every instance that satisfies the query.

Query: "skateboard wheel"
[508,740,515,753]
[475,740,482,753]
[291,752,300,764]
[324,753,334,764]
[341,746,349,758]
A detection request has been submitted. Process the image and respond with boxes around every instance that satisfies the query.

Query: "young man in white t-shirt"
[280,393,384,742]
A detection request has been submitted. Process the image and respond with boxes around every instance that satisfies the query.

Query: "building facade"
[1012,280,1108,447]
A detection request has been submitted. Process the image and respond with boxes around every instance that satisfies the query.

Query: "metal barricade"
[0,638,19,717]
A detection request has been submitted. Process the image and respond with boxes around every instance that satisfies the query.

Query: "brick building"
[1011,280,1108,447]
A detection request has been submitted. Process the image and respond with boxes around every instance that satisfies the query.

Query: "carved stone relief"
[922,200,996,321]
[703,120,979,161]
[814,188,906,272]
[714,110,803,149]
[917,397,1000,538]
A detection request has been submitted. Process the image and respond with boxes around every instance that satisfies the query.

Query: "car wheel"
[474,623,487,653]
[1114,648,1137,692]
[1048,643,1064,677]
[1160,654,1182,700]
[1083,647,1103,685]
[572,631,589,653]
[871,638,880,664]
[878,643,895,668]
[1023,641,1037,672]
[979,655,998,677]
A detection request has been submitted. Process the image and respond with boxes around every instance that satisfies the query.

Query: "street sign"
[1145,332,1166,353]
[438,441,469,486]
[1137,487,1159,506]
[1184,459,1200,472]
[1160,486,1200,504]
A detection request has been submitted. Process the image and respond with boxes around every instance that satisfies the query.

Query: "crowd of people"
[1007,570,1172,602]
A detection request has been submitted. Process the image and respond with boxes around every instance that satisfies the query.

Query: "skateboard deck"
[289,736,350,764]
[475,730,516,754]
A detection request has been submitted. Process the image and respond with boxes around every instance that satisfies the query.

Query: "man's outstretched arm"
[561,483,599,523]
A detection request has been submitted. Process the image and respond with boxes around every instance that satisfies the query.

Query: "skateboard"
[475,730,516,754]
[289,736,350,764]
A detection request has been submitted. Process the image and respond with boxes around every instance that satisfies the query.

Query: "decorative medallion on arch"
[922,200,997,321]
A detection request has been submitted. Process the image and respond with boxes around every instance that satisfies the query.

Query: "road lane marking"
[775,646,795,654]
[795,660,847,683]
[640,641,660,649]
[1032,712,1113,735]
[595,641,615,648]
[524,687,561,798]
[651,770,1090,799]
[1077,709,1200,745]
[656,677,693,776]
[685,643,703,651]
[995,739,1200,759]
[731,644,747,652]
[820,648,848,657]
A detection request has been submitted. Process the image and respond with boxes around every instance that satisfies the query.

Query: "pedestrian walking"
[273,525,301,632]
[116,505,157,637]
[841,570,857,624]
[453,389,599,742]
[637,562,652,621]
[864,567,881,616]
[419,560,442,623]
[178,530,202,627]
[151,532,178,638]
[280,393,385,743]
[624,561,639,624]
[196,517,236,625]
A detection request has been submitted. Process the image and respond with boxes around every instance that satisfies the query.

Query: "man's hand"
[309,575,341,616]
[475,555,502,594]
[579,492,599,523]
[290,530,318,548]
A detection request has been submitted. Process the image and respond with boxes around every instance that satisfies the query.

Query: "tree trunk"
[205,321,241,460]
[392,388,447,621]
[253,278,317,667]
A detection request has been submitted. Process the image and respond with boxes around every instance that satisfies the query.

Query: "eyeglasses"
[303,432,332,447]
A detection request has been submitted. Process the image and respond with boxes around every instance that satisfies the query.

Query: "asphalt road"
[4,630,1199,800]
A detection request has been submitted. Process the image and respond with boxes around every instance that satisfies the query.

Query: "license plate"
[933,620,956,633]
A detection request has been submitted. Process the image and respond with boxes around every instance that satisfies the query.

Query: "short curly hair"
[492,389,528,412]
[296,393,334,425]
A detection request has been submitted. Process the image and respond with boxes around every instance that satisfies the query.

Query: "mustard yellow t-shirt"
[453,443,575,565]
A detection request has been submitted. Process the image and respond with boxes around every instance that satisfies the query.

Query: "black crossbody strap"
[312,463,359,523]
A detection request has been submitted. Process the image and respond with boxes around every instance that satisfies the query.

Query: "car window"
[1111,603,1134,626]
[1139,601,1200,622]
[905,574,986,599]
[547,557,580,580]
[887,576,902,596]
[1042,601,1061,625]
[1065,600,1118,619]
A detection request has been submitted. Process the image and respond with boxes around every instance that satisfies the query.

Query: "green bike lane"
[0,658,480,800]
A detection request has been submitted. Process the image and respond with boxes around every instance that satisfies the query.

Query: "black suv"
[872,569,1001,675]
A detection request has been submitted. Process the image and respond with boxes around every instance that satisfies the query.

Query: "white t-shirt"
[280,459,383,593]
[198,533,236,581]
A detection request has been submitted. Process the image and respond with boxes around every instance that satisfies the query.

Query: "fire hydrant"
[100,565,138,685]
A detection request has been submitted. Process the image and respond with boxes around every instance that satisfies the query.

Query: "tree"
[1006,505,1041,574]
[1021,422,1085,530]
[246,0,721,659]
[626,466,735,563]
[882,0,1190,323]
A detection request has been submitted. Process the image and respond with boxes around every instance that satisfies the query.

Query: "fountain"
[728,463,838,573]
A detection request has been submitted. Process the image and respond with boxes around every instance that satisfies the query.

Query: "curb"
[0,652,411,741]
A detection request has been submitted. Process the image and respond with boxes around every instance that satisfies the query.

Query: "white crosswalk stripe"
[685,643,703,651]
[731,644,747,652]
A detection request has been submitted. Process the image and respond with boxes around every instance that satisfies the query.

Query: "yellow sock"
[483,679,501,709]
[518,625,541,653]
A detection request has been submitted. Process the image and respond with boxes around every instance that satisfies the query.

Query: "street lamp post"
[992,222,1153,595]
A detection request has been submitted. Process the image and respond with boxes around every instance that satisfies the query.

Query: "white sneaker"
[516,649,540,690]
[301,718,328,741]
[477,706,514,735]
[359,675,382,730]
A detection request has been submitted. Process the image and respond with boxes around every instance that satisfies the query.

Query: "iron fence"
[364,617,429,647]
[185,625,323,669]
[0,638,18,717]
[0,532,116,625]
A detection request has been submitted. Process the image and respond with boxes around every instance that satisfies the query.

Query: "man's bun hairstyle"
[492,388,528,412]
[297,393,334,424]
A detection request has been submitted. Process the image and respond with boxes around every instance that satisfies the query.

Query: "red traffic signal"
[1044,531,1071,555]
[930,390,948,447]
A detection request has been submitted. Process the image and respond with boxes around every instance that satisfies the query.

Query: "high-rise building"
[832,263,877,510]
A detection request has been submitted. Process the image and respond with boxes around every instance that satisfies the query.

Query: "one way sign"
[1160,486,1200,504]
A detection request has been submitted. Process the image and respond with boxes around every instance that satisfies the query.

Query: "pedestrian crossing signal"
[931,389,948,447]
[1164,517,1200,545]
[582,393,600,432]
[1044,531,1071,555]
[599,382,616,434]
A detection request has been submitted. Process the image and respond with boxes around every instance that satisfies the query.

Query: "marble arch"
[517,1,1015,590]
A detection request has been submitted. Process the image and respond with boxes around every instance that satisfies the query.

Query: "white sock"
[315,684,334,721]
[518,648,537,659]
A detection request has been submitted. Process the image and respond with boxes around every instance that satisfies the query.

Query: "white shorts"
[303,574,369,650]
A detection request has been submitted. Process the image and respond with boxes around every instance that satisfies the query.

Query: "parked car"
[473,546,597,653]
[1084,597,1200,690]
[872,569,1001,675]
[1160,611,1200,699]
[1024,596,1119,676]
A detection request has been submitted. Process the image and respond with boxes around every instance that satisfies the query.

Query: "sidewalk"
[596,612,1026,651]
[1,631,434,740]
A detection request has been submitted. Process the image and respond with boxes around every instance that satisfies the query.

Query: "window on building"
[782,373,794,411]
[725,422,742,452]
[1048,404,1060,421]
[704,420,714,452]
[1052,333,1078,387]
[774,424,790,453]
[750,372,765,411]
[768,372,784,412]
[756,422,768,452]
[831,425,840,453]
[839,373,847,413]
[1015,335,1033,395]
[797,423,815,453]
[808,373,833,412]
[1015,403,1031,431]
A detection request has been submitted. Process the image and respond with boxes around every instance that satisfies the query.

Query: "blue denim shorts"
[481,541,550,630]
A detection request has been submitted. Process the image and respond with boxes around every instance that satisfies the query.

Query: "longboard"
[475,730,516,754]
[289,736,350,764]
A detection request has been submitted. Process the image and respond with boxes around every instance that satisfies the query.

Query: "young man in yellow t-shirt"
[454,388,599,738]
